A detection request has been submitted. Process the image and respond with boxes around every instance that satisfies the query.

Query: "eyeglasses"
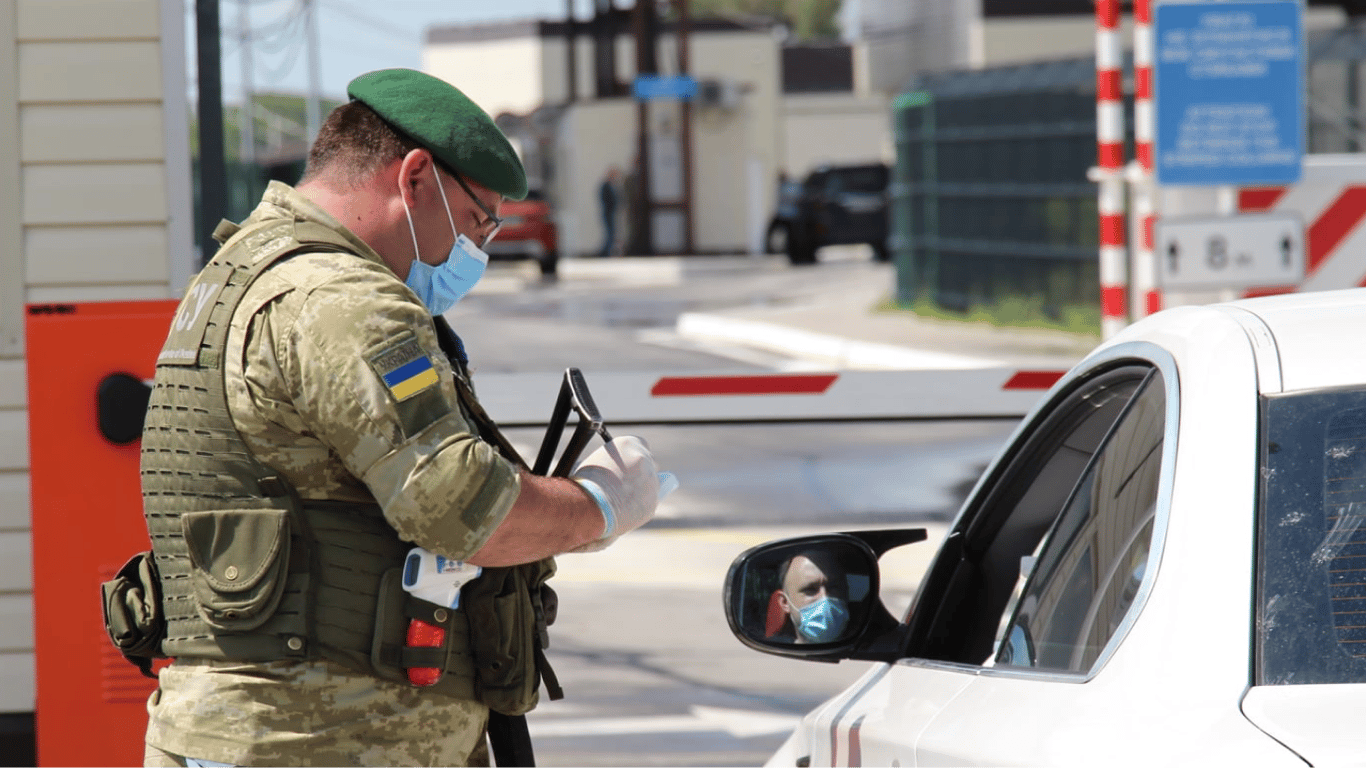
[450,171,503,246]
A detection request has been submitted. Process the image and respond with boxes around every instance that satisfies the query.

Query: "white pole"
[238,0,256,176]
[1131,0,1160,319]
[1095,0,1129,338]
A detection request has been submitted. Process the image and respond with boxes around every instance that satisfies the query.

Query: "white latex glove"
[570,436,670,552]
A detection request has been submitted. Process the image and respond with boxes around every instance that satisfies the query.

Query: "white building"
[424,17,896,257]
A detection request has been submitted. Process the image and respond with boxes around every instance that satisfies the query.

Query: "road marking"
[527,705,800,739]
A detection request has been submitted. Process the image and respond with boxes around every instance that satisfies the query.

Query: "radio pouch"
[100,551,168,678]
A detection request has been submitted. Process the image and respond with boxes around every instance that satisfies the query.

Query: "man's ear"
[396,149,435,206]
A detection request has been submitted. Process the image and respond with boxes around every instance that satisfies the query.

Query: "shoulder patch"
[370,337,439,401]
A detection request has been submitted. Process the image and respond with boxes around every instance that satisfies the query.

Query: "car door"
[821,167,887,246]
[827,358,1170,766]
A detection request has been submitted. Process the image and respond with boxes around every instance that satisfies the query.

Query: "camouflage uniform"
[144,182,520,766]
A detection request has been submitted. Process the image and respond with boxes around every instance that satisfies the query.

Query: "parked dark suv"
[776,162,890,266]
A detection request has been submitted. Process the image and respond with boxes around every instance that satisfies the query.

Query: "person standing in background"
[598,165,622,257]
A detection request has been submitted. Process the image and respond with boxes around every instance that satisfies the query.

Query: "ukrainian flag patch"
[370,337,440,401]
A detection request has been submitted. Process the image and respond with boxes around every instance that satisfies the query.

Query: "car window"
[904,364,1163,668]
[834,167,887,193]
[993,373,1163,673]
[1259,386,1366,685]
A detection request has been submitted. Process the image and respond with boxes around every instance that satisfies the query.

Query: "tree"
[682,0,842,40]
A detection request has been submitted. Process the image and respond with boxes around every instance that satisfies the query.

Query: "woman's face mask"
[400,168,490,315]
[797,596,849,643]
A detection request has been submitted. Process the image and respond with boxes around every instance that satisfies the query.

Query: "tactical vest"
[133,212,556,715]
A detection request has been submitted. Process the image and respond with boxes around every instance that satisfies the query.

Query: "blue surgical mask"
[797,596,849,643]
[400,169,490,315]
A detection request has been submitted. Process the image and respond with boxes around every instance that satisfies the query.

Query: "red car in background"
[486,190,559,277]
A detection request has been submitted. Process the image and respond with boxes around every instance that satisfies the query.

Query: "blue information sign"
[1154,1,1304,186]
[632,74,699,101]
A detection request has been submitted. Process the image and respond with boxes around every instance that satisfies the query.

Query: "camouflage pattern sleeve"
[232,251,519,560]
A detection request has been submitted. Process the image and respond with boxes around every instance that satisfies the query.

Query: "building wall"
[423,36,545,118]
[550,26,789,256]
[0,0,191,713]
[669,30,783,254]
[553,99,635,258]
[426,23,893,256]
[537,33,637,105]
[782,93,893,179]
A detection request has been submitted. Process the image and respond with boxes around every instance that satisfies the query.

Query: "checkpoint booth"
[26,300,178,767]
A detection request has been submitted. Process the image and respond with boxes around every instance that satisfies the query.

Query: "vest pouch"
[369,566,418,686]
[369,567,479,700]
[100,551,167,677]
[181,508,291,632]
[461,560,554,716]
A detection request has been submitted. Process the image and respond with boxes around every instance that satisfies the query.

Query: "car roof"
[1104,288,1366,395]
[1232,287,1366,393]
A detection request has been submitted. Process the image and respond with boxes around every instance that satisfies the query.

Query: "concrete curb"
[674,311,1004,370]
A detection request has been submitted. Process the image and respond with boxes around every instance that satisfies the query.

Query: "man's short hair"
[301,101,421,187]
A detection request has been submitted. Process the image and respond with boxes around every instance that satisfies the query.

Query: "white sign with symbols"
[1156,213,1305,289]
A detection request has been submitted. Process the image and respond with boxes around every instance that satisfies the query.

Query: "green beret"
[347,68,528,200]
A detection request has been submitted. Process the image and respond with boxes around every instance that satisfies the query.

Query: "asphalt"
[553,248,1101,373]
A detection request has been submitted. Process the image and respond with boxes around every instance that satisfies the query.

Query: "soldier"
[130,69,666,766]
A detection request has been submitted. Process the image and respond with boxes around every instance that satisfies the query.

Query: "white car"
[724,289,1366,767]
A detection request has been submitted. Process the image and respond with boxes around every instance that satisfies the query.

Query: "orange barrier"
[26,300,177,767]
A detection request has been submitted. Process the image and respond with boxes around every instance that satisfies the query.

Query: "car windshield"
[1259,385,1366,685]
[831,168,886,193]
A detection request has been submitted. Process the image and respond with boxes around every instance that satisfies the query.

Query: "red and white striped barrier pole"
[1095,0,1129,338]
[1131,0,1161,319]
[475,369,1070,426]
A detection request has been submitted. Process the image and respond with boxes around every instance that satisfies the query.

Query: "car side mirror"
[723,529,928,663]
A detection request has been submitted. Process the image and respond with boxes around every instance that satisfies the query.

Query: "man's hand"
[570,436,663,552]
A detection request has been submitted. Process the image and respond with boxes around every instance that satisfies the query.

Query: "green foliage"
[684,0,842,40]
[879,293,1102,338]
[189,92,343,159]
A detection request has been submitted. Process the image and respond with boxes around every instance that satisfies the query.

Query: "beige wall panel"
[0,652,34,713]
[783,95,892,180]
[0,531,32,594]
[979,17,1097,66]
[0,411,28,472]
[555,101,637,257]
[19,41,163,103]
[0,595,33,653]
[23,163,166,226]
[679,33,782,254]
[21,104,164,163]
[26,283,170,303]
[26,225,166,284]
[0,360,24,410]
[0,1,23,356]
[0,472,30,532]
[17,0,159,41]
[538,37,597,105]
[424,39,542,118]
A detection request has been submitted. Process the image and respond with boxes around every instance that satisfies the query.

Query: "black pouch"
[462,558,558,716]
[181,508,291,632]
[370,567,478,699]
[100,551,167,678]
